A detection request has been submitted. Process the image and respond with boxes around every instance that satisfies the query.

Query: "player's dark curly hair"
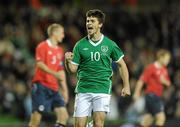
[86,9,105,24]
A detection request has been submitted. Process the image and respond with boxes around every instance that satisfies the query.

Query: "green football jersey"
[72,34,124,94]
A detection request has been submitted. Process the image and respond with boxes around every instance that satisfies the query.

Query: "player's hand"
[160,75,171,86]
[65,52,73,62]
[121,86,131,97]
[133,93,141,102]
[61,90,69,104]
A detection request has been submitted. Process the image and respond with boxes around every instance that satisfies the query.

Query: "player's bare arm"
[160,75,171,86]
[57,70,69,104]
[117,59,131,96]
[36,61,62,80]
[133,80,144,101]
[65,52,78,73]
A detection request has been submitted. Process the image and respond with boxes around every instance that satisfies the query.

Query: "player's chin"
[58,39,63,43]
[88,31,94,36]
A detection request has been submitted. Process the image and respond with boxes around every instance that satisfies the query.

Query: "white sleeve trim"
[115,55,124,63]
[71,61,79,65]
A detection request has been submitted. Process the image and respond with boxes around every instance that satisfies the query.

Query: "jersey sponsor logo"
[83,48,89,50]
[101,46,108,53]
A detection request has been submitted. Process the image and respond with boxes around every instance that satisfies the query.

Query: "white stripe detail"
[75,73,80,93]
[46,39,58,48]
[88,34,104,46]
[75,80,79,93]
[108,71,113,94]
[108,80,112,94]
[115,55,124,63]
[71,61,79,65]
[46,39,52,46]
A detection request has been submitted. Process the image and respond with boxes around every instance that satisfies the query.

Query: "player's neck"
[49,38,58,47]
[89,32,102,42]
[155,61,163,68]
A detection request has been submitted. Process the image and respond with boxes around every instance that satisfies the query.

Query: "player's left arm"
[160,73,171,87]
[57,70,69,104]
[117,58,131,96]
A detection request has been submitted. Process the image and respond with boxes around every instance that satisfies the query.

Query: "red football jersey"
[140,62,170,97]
[32,40,64,91]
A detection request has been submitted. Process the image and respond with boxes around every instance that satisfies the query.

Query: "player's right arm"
[117,59,131,96]
[160,76,171,86]
[65,52,78,73]
[36,61,62,80]
[133,79,144,101]
[133,65,151,101]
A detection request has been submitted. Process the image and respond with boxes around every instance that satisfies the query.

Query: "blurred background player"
[133,49,171,127]
[65,9,131,127]
[29,23,69,127]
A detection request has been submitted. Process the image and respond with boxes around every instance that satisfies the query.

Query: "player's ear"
[53,30,58,36]
[51,31,54,36]
[99,23,103,28]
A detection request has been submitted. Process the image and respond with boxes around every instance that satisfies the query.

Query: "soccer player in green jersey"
[65,9,131,127]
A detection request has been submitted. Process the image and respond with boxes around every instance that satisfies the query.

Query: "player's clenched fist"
[121,86,131,97]
[65,52,73,61]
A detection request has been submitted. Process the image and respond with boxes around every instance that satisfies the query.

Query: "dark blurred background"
[0,0,180,127]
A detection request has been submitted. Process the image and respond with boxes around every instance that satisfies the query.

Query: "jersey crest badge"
[48,51,52,55]
[101,46,108,52]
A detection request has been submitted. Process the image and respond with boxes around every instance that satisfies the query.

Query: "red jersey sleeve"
[140,65,152,83]
[35,43,46,62]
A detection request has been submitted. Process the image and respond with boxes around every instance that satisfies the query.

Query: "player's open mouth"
[87,27,93,30]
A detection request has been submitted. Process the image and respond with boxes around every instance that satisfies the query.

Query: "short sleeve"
[111,42,124,62]
[35,44,45,62]
[72,43,80,65]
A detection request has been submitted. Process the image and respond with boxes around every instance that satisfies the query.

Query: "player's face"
[86,16,102,36]
[161,54,171,66]
[54,27,65,43]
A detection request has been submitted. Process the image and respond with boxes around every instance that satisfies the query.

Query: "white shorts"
[73,93,111,117]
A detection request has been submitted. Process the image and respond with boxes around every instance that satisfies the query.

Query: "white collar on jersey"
[46,39,58,48]
[47,39,52,46]
[88,34,104,46]
[154,61,162,68]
